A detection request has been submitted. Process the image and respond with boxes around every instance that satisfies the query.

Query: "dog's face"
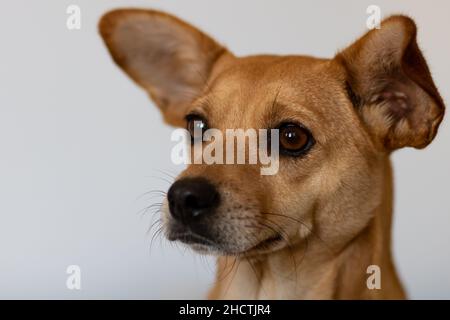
[100,10,444,256]
[162,56,385,255]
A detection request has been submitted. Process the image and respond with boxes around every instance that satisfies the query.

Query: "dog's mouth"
[168,231,216,247]
[248,234,284,252]
[167,230,225,253]
[167,227,284,255]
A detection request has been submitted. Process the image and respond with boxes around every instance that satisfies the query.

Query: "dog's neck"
[209,159,405,299]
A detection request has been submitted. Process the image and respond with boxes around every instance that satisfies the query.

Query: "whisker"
[217,257,238,283]
[223,257,241,298]
[149,225,164,254]
[246,255,268,298]
[138,202,164,218]
[145,175,174,186]
[146,218,162,235]
[136,190,167,201]
[242,215,312,286]
[261,211,333,253]
[260,219,290,244]
[250,221,298,282]
[153,168,178,180]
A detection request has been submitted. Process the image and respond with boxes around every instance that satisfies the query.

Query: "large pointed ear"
[99,9,231,126]
[335,15,445,150]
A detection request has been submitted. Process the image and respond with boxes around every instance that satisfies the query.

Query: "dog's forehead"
[212,55,329,88]
[203,55,352,130]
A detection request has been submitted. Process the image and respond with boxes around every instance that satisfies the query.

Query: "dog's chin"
[167,228,286,256]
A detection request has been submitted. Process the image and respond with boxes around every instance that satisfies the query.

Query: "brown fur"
[99,9,445,299]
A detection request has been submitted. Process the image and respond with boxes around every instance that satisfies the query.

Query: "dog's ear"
[99,9,230,126]
[335,15,445,150]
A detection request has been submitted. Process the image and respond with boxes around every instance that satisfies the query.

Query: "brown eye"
[186,114,207,142]
[278,123,314,156]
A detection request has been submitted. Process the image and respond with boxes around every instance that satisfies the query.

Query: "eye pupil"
[279,123,313,155]
[186,114,207,142]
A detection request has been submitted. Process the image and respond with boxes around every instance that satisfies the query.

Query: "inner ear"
[371,78,414,121]
[99,9,231,126]
[336,15,445,150]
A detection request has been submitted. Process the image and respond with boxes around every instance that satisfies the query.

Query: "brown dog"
[99,9,445,299]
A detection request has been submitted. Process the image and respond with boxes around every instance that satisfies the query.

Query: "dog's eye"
[278,123,314,156]
[186,114,208,142]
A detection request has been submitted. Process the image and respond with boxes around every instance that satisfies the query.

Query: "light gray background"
[0,0,449,299]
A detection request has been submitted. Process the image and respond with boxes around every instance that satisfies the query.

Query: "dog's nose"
[167,177,220,223]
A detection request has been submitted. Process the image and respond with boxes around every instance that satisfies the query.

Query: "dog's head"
[100,10,444,256]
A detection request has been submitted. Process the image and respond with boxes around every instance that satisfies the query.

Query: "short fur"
[99,9,445,299]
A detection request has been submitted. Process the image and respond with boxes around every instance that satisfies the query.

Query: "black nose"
[167,177,220,223]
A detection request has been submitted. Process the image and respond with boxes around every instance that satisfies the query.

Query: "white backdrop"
[0,0,449,299]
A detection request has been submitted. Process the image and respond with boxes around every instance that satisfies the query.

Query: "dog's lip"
[248,233,284,252]
[168,230,217,247]
[166,224,284,255]
[169,231,284,254]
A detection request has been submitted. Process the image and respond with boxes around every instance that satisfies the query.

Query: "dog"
[99,9,445,299]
